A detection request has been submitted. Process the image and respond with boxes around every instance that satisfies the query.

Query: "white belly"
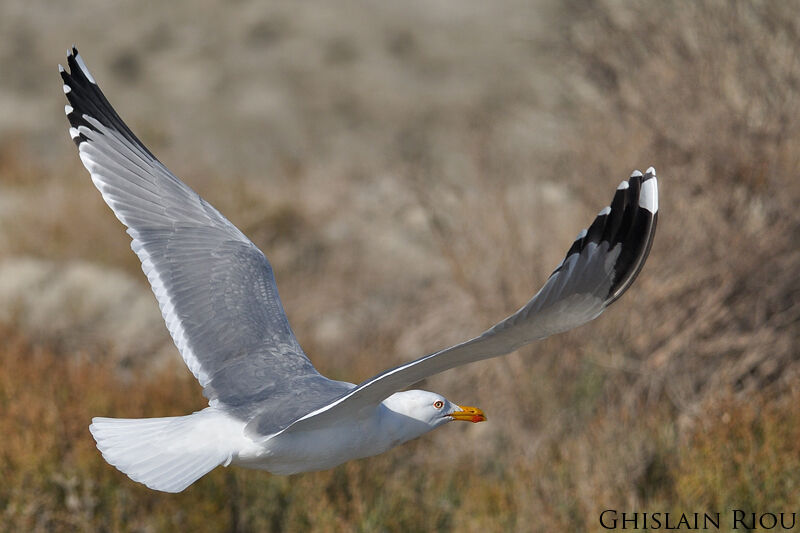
[231,410,398,475]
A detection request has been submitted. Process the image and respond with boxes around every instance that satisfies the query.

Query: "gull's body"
[60,47,658,493]
[112,391,450,479]
[233,391,467,475]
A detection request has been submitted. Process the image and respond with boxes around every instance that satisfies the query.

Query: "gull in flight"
[60,47,658,493]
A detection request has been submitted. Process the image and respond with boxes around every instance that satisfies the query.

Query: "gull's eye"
[433,400,444,409]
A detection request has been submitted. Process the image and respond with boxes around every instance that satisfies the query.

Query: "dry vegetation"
[0,0,798,531]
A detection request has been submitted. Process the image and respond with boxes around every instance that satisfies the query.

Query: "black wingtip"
[606,167,658,304]
[60,46,158,157]
[60,46,105,146]
[552,167,658,306]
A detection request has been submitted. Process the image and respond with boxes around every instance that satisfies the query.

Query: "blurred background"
[0,0,798,531]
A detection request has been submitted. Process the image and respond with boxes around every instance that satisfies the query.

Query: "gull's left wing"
[256,168,658,437]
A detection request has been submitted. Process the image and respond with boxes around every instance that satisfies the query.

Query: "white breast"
[232,401,434,474]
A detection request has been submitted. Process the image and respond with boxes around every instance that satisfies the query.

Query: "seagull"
[59,47,658,493]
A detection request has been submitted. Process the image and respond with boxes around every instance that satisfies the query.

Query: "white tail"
[89,408,241,493]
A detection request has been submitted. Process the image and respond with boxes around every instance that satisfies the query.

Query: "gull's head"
[383,390,486,432]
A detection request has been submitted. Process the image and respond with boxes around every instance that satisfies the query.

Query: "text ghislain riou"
[600,510,799,530]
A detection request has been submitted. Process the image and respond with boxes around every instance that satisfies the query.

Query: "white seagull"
[60,47,658,493]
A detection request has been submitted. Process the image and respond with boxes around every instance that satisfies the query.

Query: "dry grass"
[2,338,799,532]
[0,0,798,531]
[556,0,800,406]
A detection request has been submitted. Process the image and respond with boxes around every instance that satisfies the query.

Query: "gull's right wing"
[60,47,323,416]
[259,168,658,437]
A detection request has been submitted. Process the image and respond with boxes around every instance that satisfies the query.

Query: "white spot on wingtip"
[646,166,656,176]
[639,177,658,213]
[630,170,643,178]
[617,180,629,190]
[63,84,71,94]
[64,105,73,115]
[576,228,587,240]
[58,64,65,73]
[74,52,97,84]
[69,127,80,139]
[598,206,611,216]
